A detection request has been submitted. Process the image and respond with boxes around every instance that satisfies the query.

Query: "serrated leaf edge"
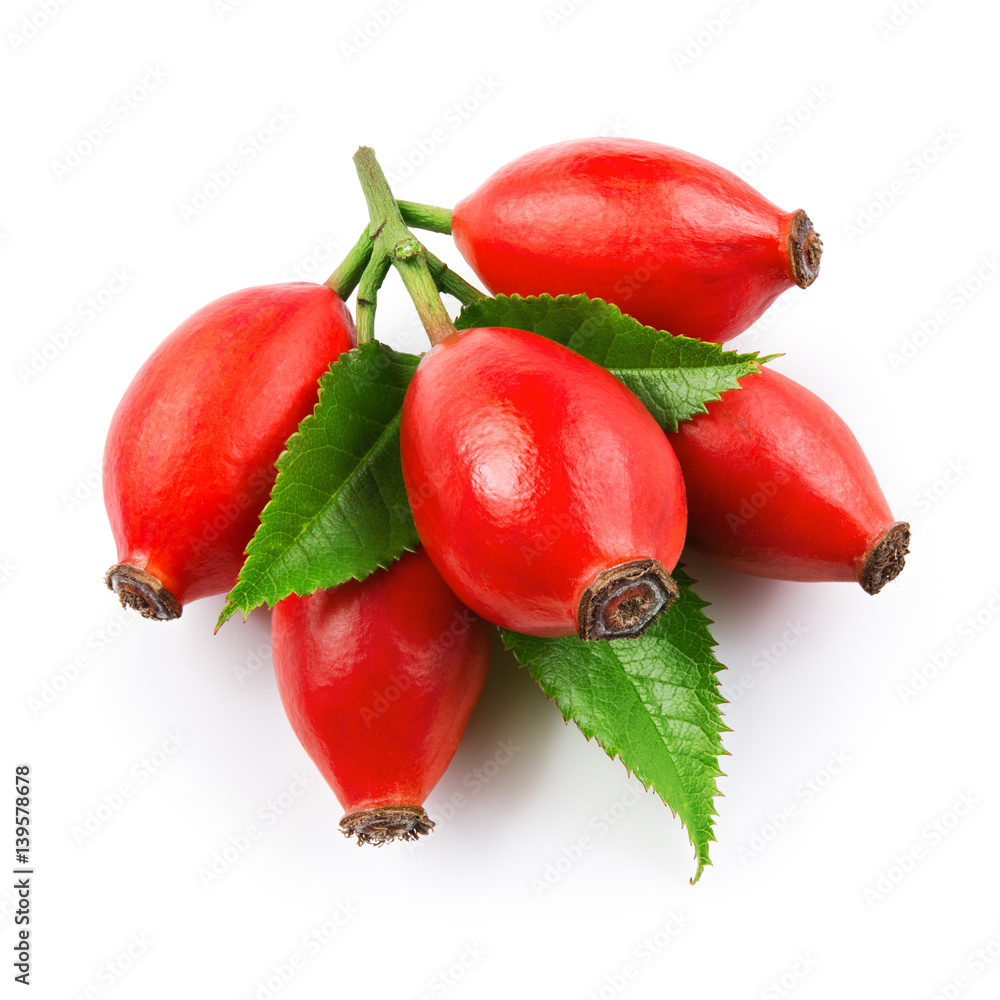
[216,344,420,629]
[499,570,728,883]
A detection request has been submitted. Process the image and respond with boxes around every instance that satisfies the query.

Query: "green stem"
[424,249,486,307]
[353,148,457,347]
[398,200,454,235]
[325,229,374,299]
[355,246,391,346]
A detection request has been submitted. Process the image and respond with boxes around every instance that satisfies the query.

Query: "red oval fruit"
[272,548,493,844]
[667,368,910,593]
[104,283,356,620]
[451,137,822,344]
[400,327,688,639]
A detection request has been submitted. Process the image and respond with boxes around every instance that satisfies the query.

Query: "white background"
[2,0,998,997]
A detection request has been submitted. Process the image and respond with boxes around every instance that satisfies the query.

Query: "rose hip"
[451,137,822,343]
[272,548,493,844]
[104,282,355,619]
[667,368,910,593]
[400,326,688,639]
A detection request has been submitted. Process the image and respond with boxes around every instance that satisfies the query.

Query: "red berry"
[272,548,492,844]
[667,368,910,593]
[452,137,822,344]
[104,283,355,620]
[400,327,688,639]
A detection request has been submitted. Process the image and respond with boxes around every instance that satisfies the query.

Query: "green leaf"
[217,342,420,629]
[501,567,728,883]
[456,293,771,431]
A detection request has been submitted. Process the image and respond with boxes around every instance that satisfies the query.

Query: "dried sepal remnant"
[451,137,823,343]
[400,326,687,639]
[340,806,435,846]
[861,522,911,596]
[668,368,912,592]
[272,550,492,846]
[105,563,182,621]
[577,559,679,641]
[103,283,355,619]
[787,209,824,288]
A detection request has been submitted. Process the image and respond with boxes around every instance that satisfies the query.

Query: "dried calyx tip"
[577,559,678,641]
[788,209,823,288]
[860,522,911,595]
[339,805,434,846]
[105,564,181,621]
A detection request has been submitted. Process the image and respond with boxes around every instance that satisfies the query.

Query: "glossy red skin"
[452,137,801,343]
[400,327,688,637]
[667,368,896,583]
[272,549,492,813]
[104,283,355,606]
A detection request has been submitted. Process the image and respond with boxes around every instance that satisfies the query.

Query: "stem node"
[353,146,459,347]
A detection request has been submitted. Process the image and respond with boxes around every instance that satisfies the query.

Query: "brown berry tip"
[788,209,823,288]
[339,805,434,846]
[577,559,679,641]
[860,522,911,595]
[105,563,182,621]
